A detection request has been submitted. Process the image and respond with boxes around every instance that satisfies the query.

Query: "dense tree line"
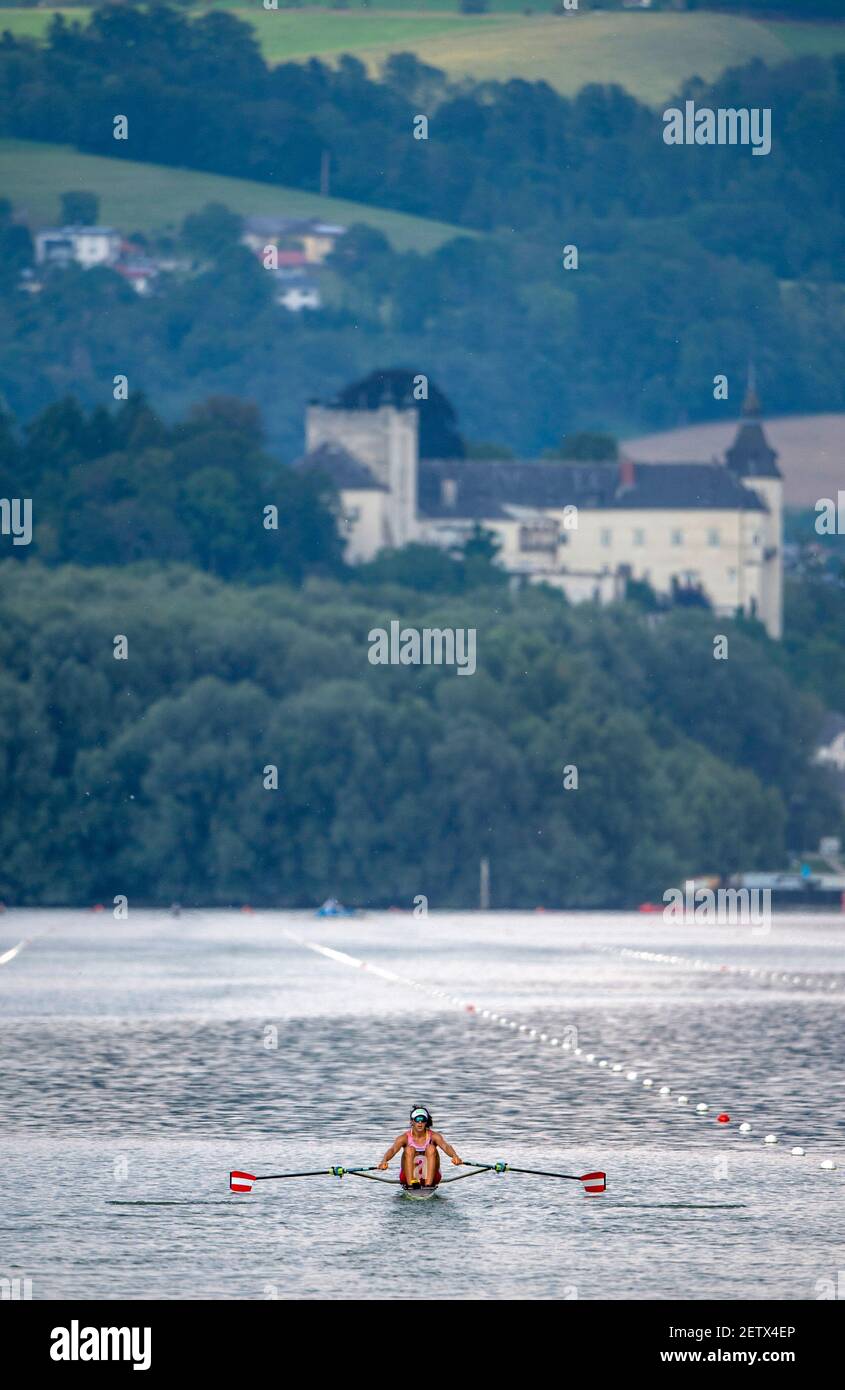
[1,10,844,451]
[0,394,344,580]
[0,204,840,461]
[0,561,839,908]
[1,8,843,272]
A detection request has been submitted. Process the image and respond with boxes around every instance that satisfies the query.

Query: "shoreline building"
[298,377,783,639]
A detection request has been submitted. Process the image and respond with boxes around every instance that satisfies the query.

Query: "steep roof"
[419,458,766,519]
[294,442,387,491]
[420,458,618,519]
[611,463,767,511]
[725,370,781,480]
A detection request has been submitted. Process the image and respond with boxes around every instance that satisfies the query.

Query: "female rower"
[377,1105,463,1188]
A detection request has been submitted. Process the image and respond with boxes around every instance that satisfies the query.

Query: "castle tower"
[725,365,782,639]
[305,401,418,549]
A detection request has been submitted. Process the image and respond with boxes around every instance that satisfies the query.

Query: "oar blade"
[229,1170,256,1193]
[580,1170,606,1195]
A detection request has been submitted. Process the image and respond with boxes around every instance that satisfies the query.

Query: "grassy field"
[0,138,469,249]
[2,7,844,103]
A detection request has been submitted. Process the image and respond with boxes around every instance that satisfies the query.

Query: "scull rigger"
[229,1166,380,1192]
[462,1161,606,1194]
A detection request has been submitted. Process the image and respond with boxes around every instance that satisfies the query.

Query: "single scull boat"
[229,1162,606,1197]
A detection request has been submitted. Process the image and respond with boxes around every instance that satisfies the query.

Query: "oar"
[229,1166,380,1192]
[462,1161,606,1195]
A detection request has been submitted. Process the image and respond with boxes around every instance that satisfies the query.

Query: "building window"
[633,528,645,546]
[519,523,557,553]
[708,529,720,547]
[600,528,612,547]
[344,507,361,531]
[671,529,683,546]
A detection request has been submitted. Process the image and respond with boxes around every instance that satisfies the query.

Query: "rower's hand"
[377,1161,389,1170]
[451,1155,462,1166]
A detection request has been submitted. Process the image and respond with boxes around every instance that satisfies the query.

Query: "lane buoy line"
[281,930,839,1175]
[598,944,842,992]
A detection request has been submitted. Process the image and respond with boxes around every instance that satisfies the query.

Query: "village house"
[296,375,783,639]
[241,216,346,265]
[35,225,122,269]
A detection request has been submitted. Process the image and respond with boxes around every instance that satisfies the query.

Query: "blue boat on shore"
[315,898,359,918]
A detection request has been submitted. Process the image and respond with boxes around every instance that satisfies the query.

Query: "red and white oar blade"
[230,1170,256,1193]
[580,1171,606,1195]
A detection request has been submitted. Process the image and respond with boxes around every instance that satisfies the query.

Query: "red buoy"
[717,1112,730,1124]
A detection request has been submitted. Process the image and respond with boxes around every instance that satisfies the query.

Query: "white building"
[296,377,783,639]
[35,226,122,269]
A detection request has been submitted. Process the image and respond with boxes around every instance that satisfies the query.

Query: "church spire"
[725,363,780,480]
[742,359,761,419]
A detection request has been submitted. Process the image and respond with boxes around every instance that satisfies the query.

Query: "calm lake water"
[1,909,843,1300]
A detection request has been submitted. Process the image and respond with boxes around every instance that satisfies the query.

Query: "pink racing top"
[406,1128,433,1153]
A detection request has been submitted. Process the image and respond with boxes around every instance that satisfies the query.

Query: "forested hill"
[0,560,840,909]
[1,7,843,267]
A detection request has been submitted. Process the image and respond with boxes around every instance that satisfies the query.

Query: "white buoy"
[820,1159,836,1171]
[642,1078,653,1088]
[696,1103,708,1112]
[539,1033,547,1042]
[659,1085,671,1095]
[764,1134,778,1144]
[586,1053,595,1061]
[790,1147,805,1156]
[612,1064,623,1072]
[626,1071,638,1080]
[598,1060,608,1068]
[739,1123,752,1134]
[550,1037,559,1046]
[677,1095,689,1105]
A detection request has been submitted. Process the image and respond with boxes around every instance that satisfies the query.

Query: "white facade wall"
[306,405,418,550]
[309,403,783,639]
[338,488,389,563]
[737,475,783,639]
[551,505,775,631]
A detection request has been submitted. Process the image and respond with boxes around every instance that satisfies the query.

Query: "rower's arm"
[379,1133,406,1166]
[431,1131,462,1163]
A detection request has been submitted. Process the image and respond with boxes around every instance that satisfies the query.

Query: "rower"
[377,1105,463,1188]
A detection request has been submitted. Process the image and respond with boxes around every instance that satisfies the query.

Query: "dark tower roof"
[725,365,781,480]
[294,442,386,491]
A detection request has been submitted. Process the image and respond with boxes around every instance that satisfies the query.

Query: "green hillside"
[0,138,468,249]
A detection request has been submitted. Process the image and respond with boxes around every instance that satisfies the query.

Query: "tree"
[180,203,244,260]
[335,369,465,459]
[60,191,99,226]
[549,432,619,462]
[460,524,508,589]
